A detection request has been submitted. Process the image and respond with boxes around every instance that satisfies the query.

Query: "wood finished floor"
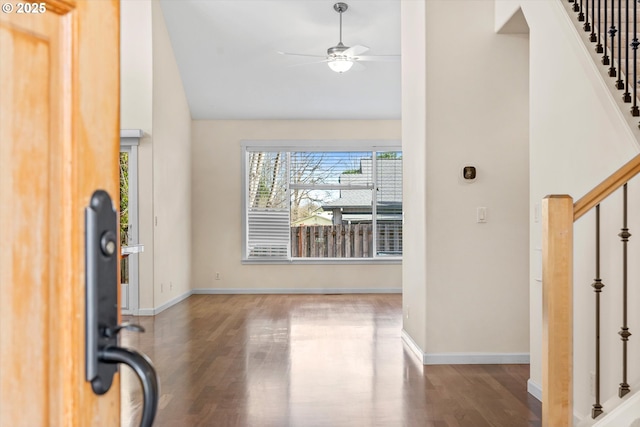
[121,294,541,427]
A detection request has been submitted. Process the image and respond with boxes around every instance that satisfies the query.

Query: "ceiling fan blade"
[287,59,331,68]
[278,51,327,59]
[353,54,400,62]
[343,44,369,56]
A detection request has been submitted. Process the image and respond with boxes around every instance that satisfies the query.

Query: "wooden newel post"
[542,195,574,427]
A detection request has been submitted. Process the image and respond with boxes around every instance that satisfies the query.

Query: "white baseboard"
[401,329,425,363]
[580,385,640,427]
[400,329,530,365]
[528,379,542,402]
[137,290,193,316]
[424,352,530,365]
[192,287,402,295]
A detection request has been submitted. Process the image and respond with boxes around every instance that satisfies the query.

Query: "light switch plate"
[477,207,487,223]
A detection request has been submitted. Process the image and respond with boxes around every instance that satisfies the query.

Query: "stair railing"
[542,153,640,426]
[566,0,640,123]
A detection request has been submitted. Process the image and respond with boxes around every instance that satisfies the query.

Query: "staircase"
[566,0,640,124]
[541,1,640,426]
[543,153,640,427]
[582,391,640,426]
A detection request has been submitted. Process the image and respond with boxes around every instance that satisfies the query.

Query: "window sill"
[241,258,402,265]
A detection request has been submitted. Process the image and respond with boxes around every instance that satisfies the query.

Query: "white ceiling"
[159,0,401,120]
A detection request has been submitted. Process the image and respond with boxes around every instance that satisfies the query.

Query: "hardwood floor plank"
[121,294,540,427]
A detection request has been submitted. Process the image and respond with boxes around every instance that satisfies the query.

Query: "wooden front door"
[0,1,121,425]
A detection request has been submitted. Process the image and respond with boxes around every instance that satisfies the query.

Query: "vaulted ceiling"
[159,0,401,120]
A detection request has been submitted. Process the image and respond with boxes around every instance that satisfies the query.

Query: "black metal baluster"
[609,0,617,72]
[624,0,632,100]
[616,0,624,84]
[618,184,632,397]
[632,0,639,115]
[586,0,593,31]
[598,0,604,52]
[580,0,586,19]
[604,0,611,64]
[592,205,604,419]
[591,0,598,40]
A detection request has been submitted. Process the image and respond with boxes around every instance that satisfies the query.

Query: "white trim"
[578,384,640,427]
[120,144,140,315]
[528,379,542,402]
[400,331,530,365]
[242,258,402,265]
[192,288,402,295]
[137,290,193,316]
[128,145,139,311]
[241,139,401,152]
[120,129,143,146]
[120,129,143,138]
[242,148,249,260]
[401,329,425,363]
[424,352,530,365]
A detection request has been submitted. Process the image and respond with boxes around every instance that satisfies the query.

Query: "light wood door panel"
[0,1,120,425]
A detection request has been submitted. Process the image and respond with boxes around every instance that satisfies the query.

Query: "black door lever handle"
[85,190,160,425]
[104,322,145,338]
[99,346,159,427]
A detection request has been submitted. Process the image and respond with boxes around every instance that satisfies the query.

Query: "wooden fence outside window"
[290,224,402,258]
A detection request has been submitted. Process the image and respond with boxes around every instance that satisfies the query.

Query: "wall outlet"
[405,305,410,320]
[170,282,173,291]
[215,272,221,280]
[160,283,163,293]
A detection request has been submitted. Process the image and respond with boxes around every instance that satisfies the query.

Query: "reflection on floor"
[121,294,541,427]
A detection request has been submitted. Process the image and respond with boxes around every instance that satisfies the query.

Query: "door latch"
[85,190,158,427]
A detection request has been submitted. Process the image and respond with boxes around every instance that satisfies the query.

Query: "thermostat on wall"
[460,164,478,183]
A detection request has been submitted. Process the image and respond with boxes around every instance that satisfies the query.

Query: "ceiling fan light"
[328,58,354,73]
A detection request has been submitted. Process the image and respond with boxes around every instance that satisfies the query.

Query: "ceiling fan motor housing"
[327,42,349,57]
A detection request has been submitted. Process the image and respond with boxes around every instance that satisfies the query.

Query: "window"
[243,141,402,262]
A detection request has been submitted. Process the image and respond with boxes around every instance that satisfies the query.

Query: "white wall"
[496,0,640,419]
[151,0,192,308]
[121,0,154,310]
[401,0,428,352]
[402,0,530,361]
[121,0,192,312]
[191,120,402,291]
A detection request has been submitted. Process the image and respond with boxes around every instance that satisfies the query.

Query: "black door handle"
[100,346,159,427]
[85,190,159,427]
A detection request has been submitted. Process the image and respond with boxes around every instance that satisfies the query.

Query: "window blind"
[246,152,290,259]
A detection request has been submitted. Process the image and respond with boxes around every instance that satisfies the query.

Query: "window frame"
[241,140,402,264]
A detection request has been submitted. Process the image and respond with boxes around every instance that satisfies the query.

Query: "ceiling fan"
[278,2,400,73]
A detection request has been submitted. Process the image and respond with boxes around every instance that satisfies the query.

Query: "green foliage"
[342,168,361,174]
[377,152,401,159]
[119,152,129,246]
